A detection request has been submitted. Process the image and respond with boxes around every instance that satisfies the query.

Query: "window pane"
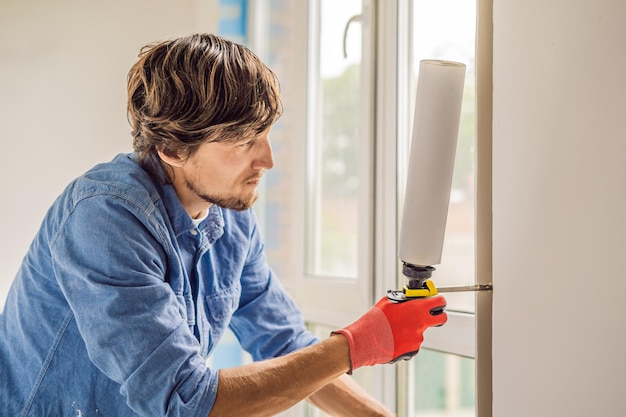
[412,349,475,417]
[306,0,363,278]
[205,328,251,370]
[406,0,477,313]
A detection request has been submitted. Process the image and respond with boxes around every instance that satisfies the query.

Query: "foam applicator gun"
[387,60,466,303]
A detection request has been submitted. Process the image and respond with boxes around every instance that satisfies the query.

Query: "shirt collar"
[147,154,225,244]
[200,205,225,245]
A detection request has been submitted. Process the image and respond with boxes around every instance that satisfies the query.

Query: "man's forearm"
[209,335,351,417]
[307,374,394,417]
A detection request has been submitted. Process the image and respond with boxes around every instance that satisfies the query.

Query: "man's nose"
[252,136,275,170]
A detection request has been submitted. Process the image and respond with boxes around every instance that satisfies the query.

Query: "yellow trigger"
[403,279,439,298]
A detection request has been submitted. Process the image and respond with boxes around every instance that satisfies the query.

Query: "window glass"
[305,0,363,278]
[412,349,475,416]
[205,328,251,369]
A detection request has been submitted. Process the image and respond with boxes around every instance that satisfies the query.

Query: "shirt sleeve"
[228,212,319,360]
[51,193,217,417]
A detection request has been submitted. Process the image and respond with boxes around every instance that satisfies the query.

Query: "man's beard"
[184,178,258,211]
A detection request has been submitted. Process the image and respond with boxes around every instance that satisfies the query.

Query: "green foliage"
[320,64,361,197]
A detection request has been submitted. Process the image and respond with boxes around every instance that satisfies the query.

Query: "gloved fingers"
[376,293,447,314]
[376,293,447,309]
[375,293,448,328]
[430,304,446,315]
[430,310,448,327]
[387,349,419,364]
[426,295,448,327]
[422,294,448,311]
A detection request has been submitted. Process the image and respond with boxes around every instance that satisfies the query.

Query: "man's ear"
[157,148,185,168]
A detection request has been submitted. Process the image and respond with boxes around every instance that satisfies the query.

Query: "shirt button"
[190,229,198,236]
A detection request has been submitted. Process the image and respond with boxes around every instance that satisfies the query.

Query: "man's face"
[172,127,275,213]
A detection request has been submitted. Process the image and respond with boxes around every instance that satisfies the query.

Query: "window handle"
[342,14,362,58]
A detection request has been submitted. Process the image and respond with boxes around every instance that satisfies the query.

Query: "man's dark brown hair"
[127,33,283,181]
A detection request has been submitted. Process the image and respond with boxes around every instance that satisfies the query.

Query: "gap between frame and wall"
[475,0,493,415]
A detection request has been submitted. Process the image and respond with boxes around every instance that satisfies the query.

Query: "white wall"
[493,0,626,415]
[0,0,217,307]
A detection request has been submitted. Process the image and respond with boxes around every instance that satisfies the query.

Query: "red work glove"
[332,295,447,373]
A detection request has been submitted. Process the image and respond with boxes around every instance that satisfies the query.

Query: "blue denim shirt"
[0,153,317,417]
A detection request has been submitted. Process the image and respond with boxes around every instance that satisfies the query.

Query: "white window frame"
[293,0,378,328]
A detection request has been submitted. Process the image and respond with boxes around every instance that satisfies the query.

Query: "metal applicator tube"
[398,60,466,291]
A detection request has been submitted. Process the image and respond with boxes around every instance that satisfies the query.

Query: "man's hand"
[332,295,447,372]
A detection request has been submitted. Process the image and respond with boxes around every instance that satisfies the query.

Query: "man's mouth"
[244,175,263,185]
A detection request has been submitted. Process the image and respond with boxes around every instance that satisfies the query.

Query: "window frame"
[293,0,378,328]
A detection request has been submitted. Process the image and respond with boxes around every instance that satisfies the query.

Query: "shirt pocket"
[202,284,241,355]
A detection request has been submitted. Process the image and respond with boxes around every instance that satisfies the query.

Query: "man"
[0,33,447,417]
